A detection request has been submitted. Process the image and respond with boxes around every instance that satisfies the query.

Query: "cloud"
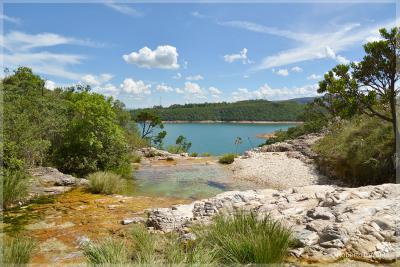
[231,83,319,101]
[307,74,322,80]
[222,19,396,70]
[44,80,56,90]
[172,72,182,79]
[273,68,289,76]
[325,46,349,64]
[208,86,222,95]
[1,31,105,80]
[191,11,206,18]
[224,48,250,64]
[0,14,21,24]
[156,83,174,92]
[120,78,151,95]
[175,88,184,94]
[291,66,303,72]
[104,3,143,17]
[81,73,113,86]
[186,74,204,81]
[94,83,120,97]
[123,45,179,69]
[184,81,203,94]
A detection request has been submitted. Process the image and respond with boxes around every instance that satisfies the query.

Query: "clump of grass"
[190,152,198,157]
[202,152,211,157]
[164,233,215,265]
[197,211,293,264]
[87,171,125,195]
[1,169,29,210]
[218,153,236,164]
[81,237,129,265]
[1,236,37,265]
[131,153,142,163]
[131,224,159,264]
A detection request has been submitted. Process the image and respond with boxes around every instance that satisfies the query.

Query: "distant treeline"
[130,100,307,121]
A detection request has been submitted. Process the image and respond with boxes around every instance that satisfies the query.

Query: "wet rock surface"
[147,183,400,263]
[28,167,88,197]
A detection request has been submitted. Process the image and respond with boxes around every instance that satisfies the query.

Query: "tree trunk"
[389,79,399,182]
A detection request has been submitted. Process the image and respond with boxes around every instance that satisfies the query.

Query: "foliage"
[87,172,125,195]
[313,115,394,185]
[134,111,164,138]
[1,169,29,210]
[130,224,159,264]
[218,153,235,164]
[167,135,192,154]
[81,238,129,265]
[202,152,211,157]
[1,236,37,265]
[153,130,167,149]
[195,211,293,264]
[131,99,306,122]
[190,152,198,157]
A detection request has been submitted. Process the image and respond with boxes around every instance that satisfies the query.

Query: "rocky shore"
[230,133,328,189]
[145,183,400,263]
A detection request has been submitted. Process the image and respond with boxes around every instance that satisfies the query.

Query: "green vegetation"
[190,152,198,157]
[314,116,394,185]
[218,153,236,164]
[264,27,398,185]
[0,170,29,210]
[196,211,293,264]
[1,236,37,265]
[202,152,212,157]
[167,135,192,154]
[87,172,126,195]
[83,213,292,265]
[81,238,129,265]
[131,99,306,122]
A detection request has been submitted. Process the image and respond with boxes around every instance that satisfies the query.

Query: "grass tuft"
[81,237,129,265]
[1,170,29,210]
[218,153,236,164]
[87,171,125,195]
[1,236,37,265]
[197,211,293,264]
[130,224,159,264]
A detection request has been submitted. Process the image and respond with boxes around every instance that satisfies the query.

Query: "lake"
[159,122,296,155]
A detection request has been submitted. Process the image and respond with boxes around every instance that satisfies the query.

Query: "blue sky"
[2,2,397,108]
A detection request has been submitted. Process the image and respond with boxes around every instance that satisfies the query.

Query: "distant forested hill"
[130,100,306,121]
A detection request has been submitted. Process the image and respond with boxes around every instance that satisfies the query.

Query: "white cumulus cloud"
[224,48,250,64]
[291,66,303,72]
[156,83,174,92]
[208,86,222,95]
[44,80,56,91]
[184,81,203,94]
[120,78,151,95]
[307,74,322,80]
[123,45,179,69]
[273,69,289,76]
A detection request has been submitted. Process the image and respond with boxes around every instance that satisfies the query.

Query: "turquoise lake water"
[160,123,295,155]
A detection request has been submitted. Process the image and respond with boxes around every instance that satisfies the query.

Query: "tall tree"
[135,111,164,138]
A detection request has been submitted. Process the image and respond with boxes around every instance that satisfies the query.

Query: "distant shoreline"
[162,120,303,124]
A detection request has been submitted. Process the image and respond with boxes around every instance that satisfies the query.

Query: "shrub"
[190,152,198,157]
[313,115,394,185]
[218,153,235,164]
[131,153,141,163]
[1,169,29,210]
[81,238,129,265]
[87,172,125,195]
[1,236,37,265]
[202,152,211,157]
[131,224,158,264]
[197,211,293,264]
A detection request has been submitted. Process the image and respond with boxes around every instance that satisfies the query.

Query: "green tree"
[53,91,130,177]
[134,111,164,139]
[175,135,192,153]
[234,137,243,154]
[153,131,167,149]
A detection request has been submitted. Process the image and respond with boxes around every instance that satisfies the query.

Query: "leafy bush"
[1,236,37,265]
[202,152,211,157]
[1,169,29,210]
[81,238,129,265]
[87,172,125,195]
[190,152,198,157]
[218,153,235,164]
[313,115,394,185]
[196,211,293,264]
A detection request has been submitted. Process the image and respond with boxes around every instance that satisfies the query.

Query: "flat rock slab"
[147,183,400,263]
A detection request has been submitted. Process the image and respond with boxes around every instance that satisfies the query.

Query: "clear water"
[133,163,263,200]
[159,123,295,155]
